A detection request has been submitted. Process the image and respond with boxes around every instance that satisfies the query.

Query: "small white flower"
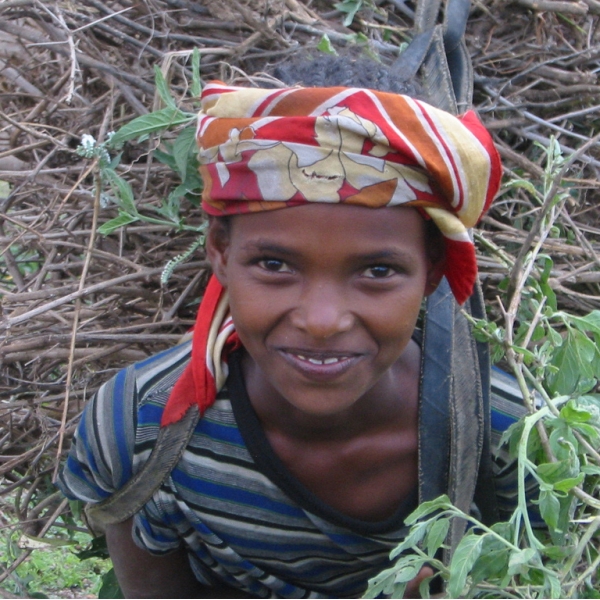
[77,134,98,158]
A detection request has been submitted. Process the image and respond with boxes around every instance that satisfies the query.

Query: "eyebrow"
[242,241,416,263]
[351,250,416,263]
[240,241,297,257]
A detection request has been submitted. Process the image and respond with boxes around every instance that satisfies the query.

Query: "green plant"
[76,49,205,283]
[365,139,600,599]
[0,517,110,598]
[334,0,376,26]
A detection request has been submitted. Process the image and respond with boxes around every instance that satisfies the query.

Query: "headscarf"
[161,82,501,426]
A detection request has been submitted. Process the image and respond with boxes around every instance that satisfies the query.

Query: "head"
[185,56,500,419]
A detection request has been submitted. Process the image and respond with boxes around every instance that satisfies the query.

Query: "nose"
[291,281,354,340]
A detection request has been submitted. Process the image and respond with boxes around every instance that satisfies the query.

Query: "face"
[207,204,444,420]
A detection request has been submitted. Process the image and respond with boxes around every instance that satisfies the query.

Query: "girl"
[59,58,508,598]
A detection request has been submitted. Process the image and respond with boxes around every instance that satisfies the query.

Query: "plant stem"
[560,515,600,591]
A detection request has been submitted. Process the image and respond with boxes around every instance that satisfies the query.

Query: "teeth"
[293,354,346,365]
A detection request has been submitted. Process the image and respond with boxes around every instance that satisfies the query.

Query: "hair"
[270,52,424,99]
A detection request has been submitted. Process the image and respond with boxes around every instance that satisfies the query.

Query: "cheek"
[226,279,281,342]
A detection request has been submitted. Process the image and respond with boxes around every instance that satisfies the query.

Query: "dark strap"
[410,0,496,565]
[420,278,492,564]
[396,0,473,114]
[85,404,200,534]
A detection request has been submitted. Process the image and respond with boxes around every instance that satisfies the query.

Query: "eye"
[258,258,293,273]
[363,265,395,278]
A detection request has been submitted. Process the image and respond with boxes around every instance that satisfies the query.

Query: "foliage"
[364,139,600,598]
[334,0,377,27]
[76,49,206,284]
[0,517,110,598]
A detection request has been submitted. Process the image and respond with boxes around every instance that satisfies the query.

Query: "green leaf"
[335,0,363,26]
[317,34,338,55]
[102,169,136,214]
[389,520,429,559]
[567,310,600,337]
[172,125,197,181]
[540,280,557,313]
[425,517,449,557]
[404,495,452,525]
[537,459,575,485]
[97,211,138,235]
[549,329,597,395]
[109,107,194,147]
[191,47,202,98]
[560,400,592,424]
[98,567,124,599]
[507,547,537,576]
[447,534,485,598]
[542,544,570,560]
[392,562,420,584]
[470,547,510,584]
[548,424,579,462]
[153,64,176,109]
[544,573,562,599]
[538,488,560,530]
[153,146,178,170]
[553,472,584,493]
[547,325,564,347]
[538,254,553,284]
[581,464,600,475]
[499,418,524,459]
[503,178,539,195]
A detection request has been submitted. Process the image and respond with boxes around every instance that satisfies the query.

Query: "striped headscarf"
[161,82,501,426]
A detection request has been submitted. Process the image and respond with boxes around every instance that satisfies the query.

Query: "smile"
[278,349,362,381]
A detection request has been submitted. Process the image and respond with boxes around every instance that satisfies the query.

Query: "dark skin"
[106,204,444,598]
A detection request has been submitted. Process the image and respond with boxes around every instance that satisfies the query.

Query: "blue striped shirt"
[58,341,528,598]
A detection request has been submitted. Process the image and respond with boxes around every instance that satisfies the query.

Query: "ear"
[205,217,231,288]
[424,255,446,297]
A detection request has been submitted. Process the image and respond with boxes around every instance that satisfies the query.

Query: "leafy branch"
[75,49,206,283]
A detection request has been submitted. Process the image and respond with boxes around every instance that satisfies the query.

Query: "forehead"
[226,203,428,257]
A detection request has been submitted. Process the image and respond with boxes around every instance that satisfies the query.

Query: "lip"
[278,348,363,382]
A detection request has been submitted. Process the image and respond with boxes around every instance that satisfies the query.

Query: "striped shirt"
[58,340,527,598]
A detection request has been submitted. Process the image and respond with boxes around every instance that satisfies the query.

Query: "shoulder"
[57,341,192,502]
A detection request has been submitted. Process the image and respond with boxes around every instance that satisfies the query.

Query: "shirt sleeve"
[57,365,138,503]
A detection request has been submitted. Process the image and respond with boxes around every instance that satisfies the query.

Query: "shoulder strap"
[419,282,493,565]
[85,405,200,535]
[394,0,473,114]
[411,0,497,564]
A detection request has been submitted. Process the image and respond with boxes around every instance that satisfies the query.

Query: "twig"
[53,156,101,479]
[515,0,588,14]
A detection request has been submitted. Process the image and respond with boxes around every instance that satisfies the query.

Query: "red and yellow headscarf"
[161,82,501,426]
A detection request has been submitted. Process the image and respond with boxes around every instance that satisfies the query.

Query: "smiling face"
[206,203,444,422]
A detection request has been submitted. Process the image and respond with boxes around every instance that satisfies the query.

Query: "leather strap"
[420,277,492,564]
[398,0,473,114]
[85,404,200,534]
